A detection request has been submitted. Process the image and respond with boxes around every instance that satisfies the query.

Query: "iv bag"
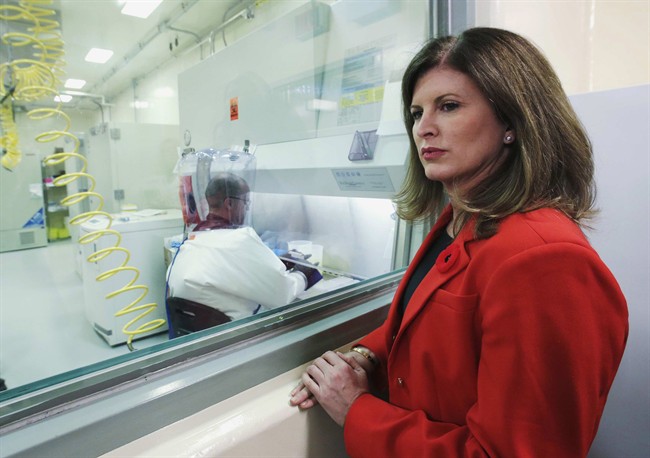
[177,147,257,230]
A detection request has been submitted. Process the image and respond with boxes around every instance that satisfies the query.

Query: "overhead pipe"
[165,24,201,44]
[182,0,256,60]
[60,90,112,106]
[86,0,203,94]
[215,1,256,50]
[93,0,257,100]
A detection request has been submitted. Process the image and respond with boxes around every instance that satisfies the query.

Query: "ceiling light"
[54,95,73,103]
[130,100,150,109]
[154,86,174,98]
[64,78,86,89]
[85,48,114,64]
[121,0,163,19]
[307,99,338,111]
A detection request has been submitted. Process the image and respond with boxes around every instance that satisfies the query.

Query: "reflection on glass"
[0,0,428,401]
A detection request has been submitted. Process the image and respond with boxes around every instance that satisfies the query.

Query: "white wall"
[571,85,650,458]
[475,0,649,95]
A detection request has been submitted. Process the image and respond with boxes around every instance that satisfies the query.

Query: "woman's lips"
[421,147,446,160]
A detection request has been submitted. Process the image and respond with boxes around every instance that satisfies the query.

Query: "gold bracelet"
[350,346,377,366]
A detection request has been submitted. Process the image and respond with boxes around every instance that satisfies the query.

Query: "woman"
[289,28,628,457]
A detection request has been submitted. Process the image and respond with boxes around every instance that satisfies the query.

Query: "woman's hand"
[290,350,369,426]
[289,380,318,409]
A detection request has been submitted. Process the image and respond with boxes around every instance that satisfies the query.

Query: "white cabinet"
[0,153,47,252]
[85,122,181,214]
[80,209,183,346]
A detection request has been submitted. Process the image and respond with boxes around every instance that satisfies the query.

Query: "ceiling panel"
[2,0,246,109]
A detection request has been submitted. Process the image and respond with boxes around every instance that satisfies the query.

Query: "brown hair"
[394,27,595,238]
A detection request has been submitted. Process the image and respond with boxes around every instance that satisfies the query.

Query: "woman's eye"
[410,110,423,120]
[441,101,460,112]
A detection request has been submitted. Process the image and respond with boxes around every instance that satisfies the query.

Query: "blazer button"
[435,243,460,273]
[397,377,404,387]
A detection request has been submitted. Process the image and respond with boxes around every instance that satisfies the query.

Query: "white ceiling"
[3,0,253,109]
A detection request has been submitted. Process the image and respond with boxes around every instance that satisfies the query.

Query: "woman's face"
[410,66,511,193]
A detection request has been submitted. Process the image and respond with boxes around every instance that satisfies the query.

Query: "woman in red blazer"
[290,27,628,457]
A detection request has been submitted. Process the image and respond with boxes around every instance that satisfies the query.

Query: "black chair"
[166,297,231,337]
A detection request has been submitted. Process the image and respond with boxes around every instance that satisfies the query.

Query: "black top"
[400,230,454,314]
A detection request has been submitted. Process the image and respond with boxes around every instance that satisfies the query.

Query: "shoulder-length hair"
[394,27,595,238]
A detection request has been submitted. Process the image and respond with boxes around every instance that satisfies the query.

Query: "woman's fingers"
[299,396,318,409]
[306,360,325,381]
[290,388,318,409]
[338,351,364,372]
[289,363,326,408]
[289,381,304,397]
[321,350,344,367]
[289,380,317,408]
[289,350,365,412]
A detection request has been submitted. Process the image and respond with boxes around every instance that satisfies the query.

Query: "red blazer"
[345,206,628,457]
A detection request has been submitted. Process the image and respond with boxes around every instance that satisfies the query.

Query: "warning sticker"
[230,97,239,121]
[23,207,45,228]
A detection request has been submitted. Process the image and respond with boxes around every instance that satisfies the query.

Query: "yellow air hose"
[1,0,166,350]
[0,103,21,171]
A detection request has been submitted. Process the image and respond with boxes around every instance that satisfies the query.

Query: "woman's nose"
[415,112,438,138]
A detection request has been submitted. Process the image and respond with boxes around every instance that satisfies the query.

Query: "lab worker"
[167,172,321,321]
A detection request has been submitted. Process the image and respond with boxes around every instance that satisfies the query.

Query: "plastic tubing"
[38,124,166,351]
[0,103,21,171]
[2,0,166,350]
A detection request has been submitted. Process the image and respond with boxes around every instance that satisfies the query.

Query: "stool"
[166,297,231,337]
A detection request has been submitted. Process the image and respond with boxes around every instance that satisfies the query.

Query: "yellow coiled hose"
[0,0,63,168]
[1,0,166,350]
[43,143,166,351]
[0,103,21,171]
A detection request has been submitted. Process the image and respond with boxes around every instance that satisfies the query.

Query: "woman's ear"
[504,128,515,144]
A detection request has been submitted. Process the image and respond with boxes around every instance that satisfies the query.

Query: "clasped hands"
[289,350,371,426]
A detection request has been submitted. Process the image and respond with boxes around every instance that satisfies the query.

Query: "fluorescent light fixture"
[307,99,338,111]
[153,86,174,98]
[121,0,163,19]
[130,100,150,109]
[54,94,73,103]
[85,48,114,64]
[64,78,86,89]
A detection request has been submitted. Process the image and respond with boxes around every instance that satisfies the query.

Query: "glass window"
[0,0,431,406]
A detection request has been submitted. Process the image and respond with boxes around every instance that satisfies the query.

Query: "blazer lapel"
[388,207,452,321]
[391,207,474,340]
[400,238,470,330]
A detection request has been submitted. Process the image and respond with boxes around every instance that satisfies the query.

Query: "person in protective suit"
[166,172,322,334]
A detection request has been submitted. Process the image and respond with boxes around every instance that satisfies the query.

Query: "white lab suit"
[166,227,307,321]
